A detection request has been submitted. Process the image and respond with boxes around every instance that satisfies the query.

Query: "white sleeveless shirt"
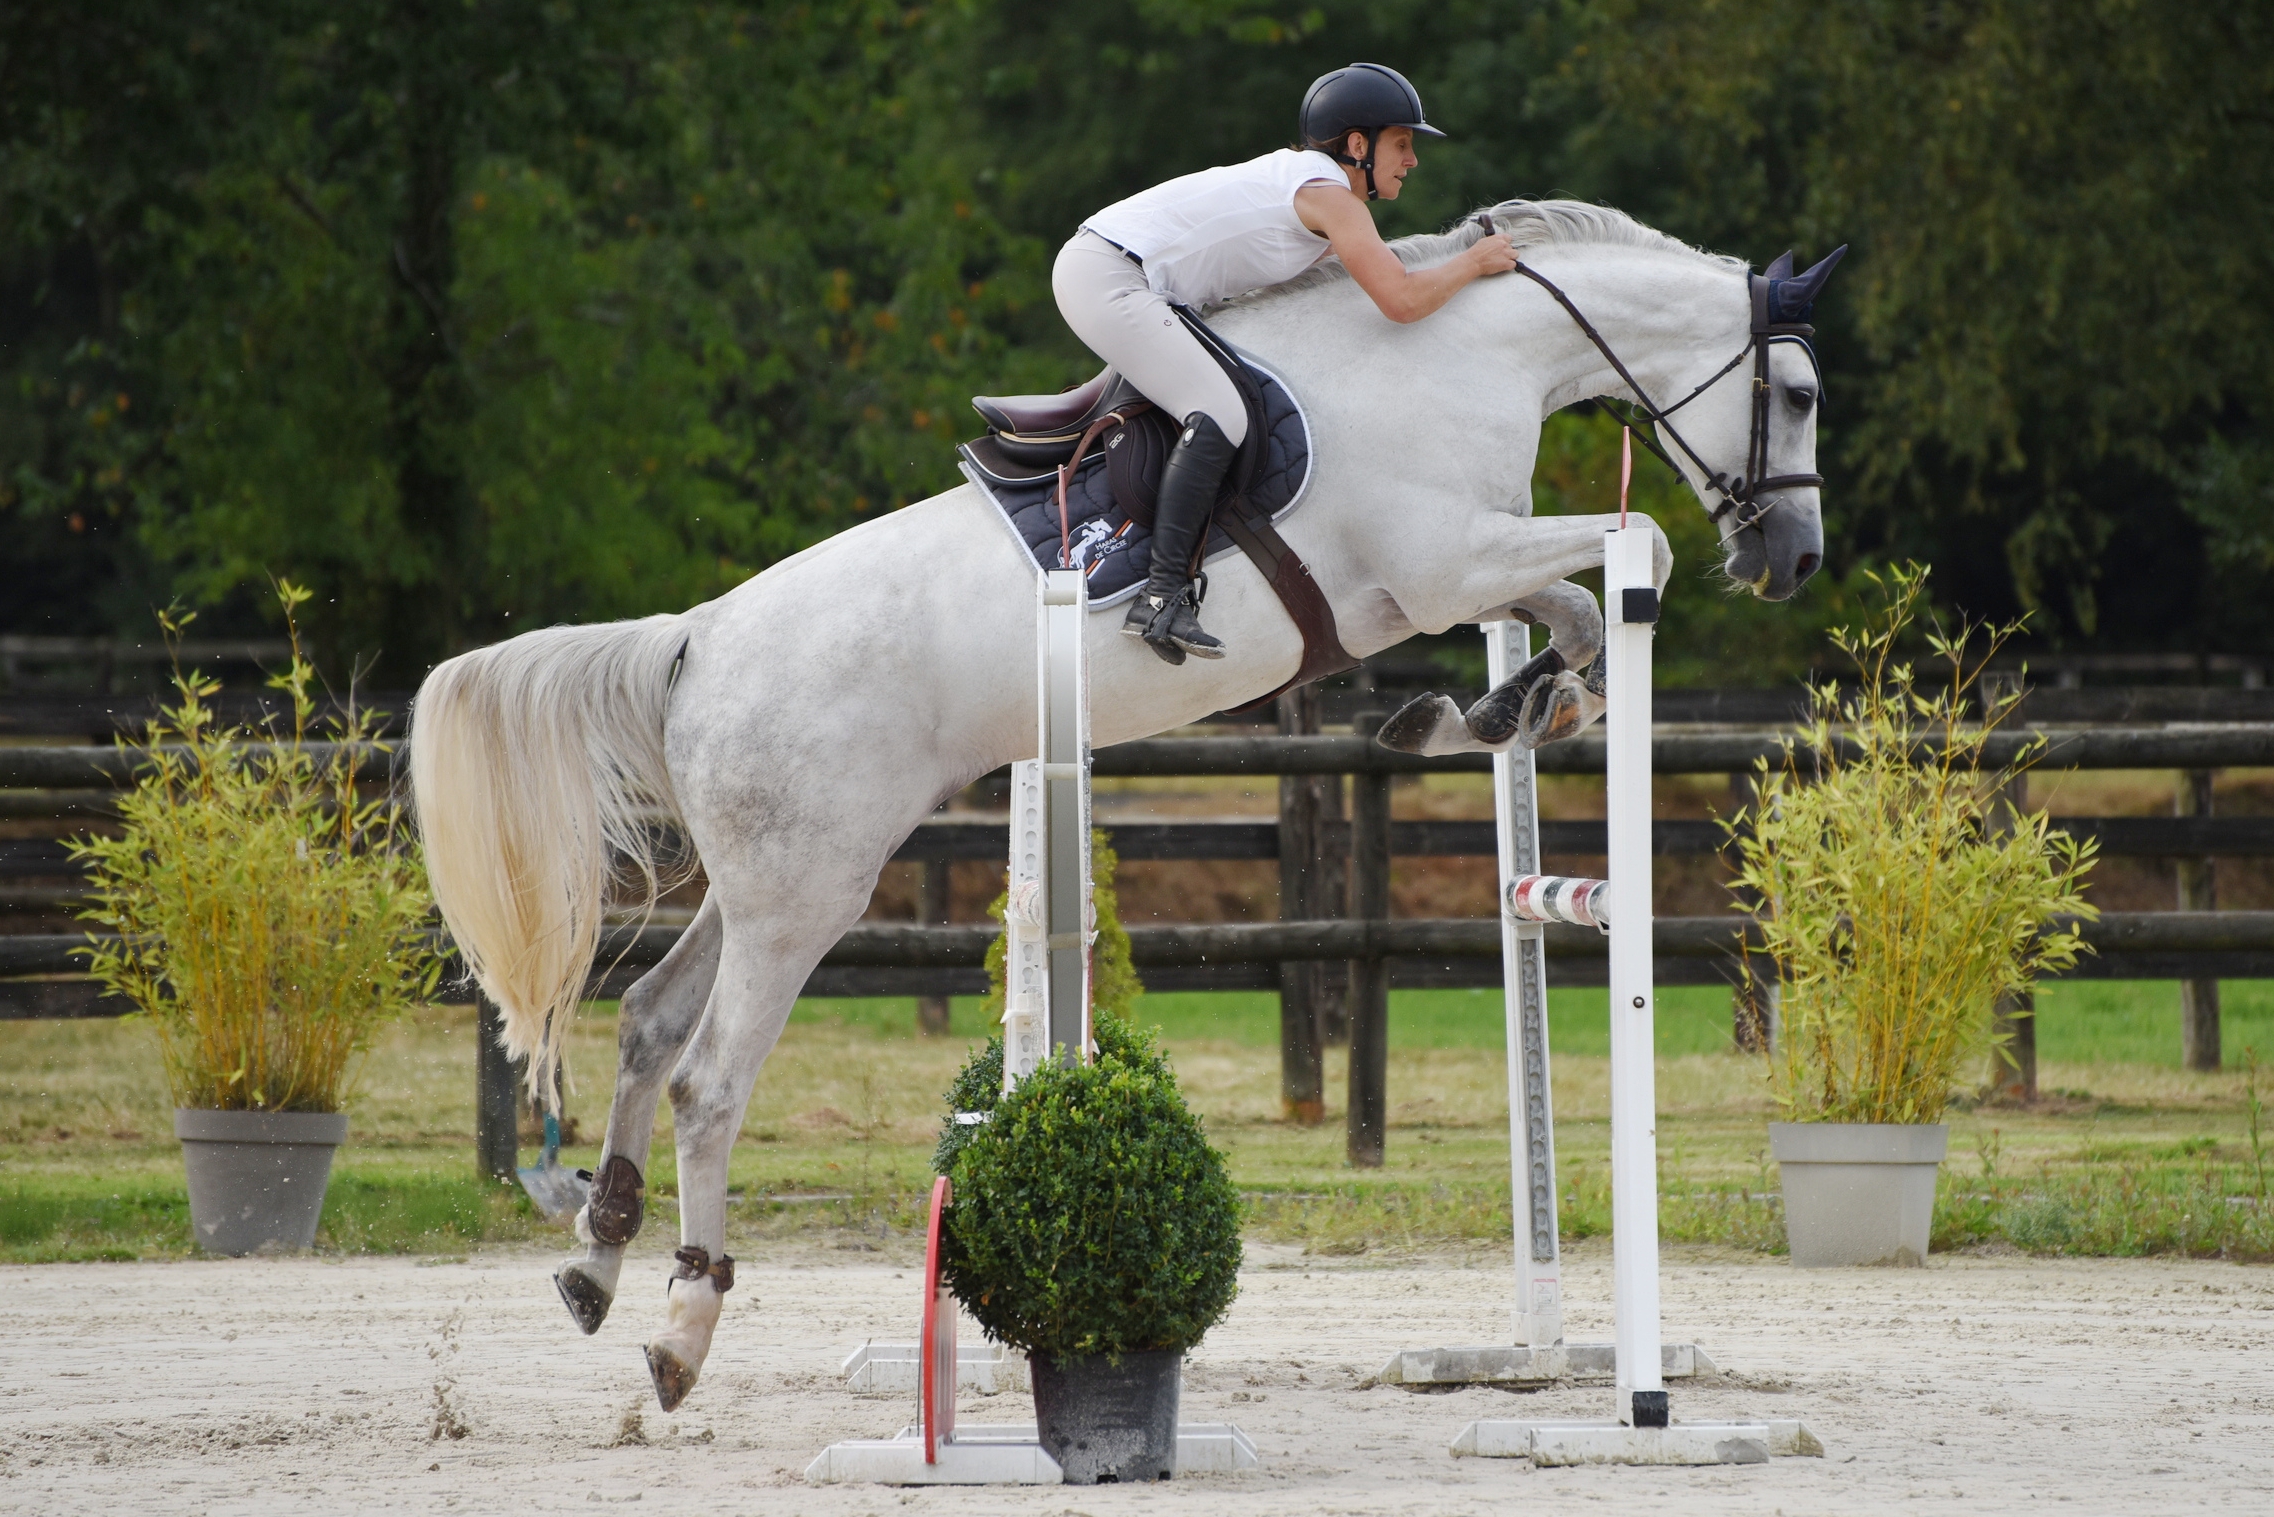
[1082,148,1345,310]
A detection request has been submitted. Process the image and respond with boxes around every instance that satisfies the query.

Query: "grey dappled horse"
[409,200,1838,1410]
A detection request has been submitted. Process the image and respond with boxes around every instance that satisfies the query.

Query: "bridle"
[1483,216,1823,533]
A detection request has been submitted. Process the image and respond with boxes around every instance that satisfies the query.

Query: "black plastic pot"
[1029,1349,1182,1484]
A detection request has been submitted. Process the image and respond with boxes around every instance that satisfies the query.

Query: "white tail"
[409,615,692,1104]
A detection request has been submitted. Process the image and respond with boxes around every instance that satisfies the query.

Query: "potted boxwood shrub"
[936,1016,1241,1484]
[73,587,440,1256]
[1729,565,2094,1267]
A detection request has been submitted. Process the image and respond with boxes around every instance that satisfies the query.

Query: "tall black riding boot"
[1123,412,1238,664]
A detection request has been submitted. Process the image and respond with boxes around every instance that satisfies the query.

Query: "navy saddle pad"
[957,358,1312,607]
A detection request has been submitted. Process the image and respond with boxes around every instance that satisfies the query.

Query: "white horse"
[409,199,1836,1411]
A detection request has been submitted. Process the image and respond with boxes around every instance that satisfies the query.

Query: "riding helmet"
[1299,64,1445,200]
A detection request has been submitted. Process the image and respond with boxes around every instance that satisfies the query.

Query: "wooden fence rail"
[9,724,2274,791]
[12,911,2274,1022]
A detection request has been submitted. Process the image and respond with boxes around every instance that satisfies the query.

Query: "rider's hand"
[1468,232,1519,277]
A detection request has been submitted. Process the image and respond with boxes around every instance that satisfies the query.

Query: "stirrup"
[1123,583,1224,664]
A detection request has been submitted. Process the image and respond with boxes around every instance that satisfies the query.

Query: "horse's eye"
[1787,387,1817,412]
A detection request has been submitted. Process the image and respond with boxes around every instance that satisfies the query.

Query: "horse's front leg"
[553,894,724,1335]
[1461,580,1608,746]
[1378,513,1665,756]
[641,918,818,1413]
[1378,581,1599,755]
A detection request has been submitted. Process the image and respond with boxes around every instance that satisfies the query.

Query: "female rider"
[1059,62,1519,665]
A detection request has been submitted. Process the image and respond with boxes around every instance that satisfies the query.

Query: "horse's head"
[1673,246,1847,602]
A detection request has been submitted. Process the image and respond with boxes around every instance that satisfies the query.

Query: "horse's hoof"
[645,1342,699,1412]
[555,1263,613,1336]
[1377,693,1459,754]
[1519,671,1592,748]
[1465,646,1566,747]
[1463,687,1525,747]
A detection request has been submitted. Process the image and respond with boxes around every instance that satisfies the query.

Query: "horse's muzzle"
[1722,495,1824,602]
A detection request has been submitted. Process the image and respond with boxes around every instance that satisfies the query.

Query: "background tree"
[3,1,1054,680]
[6,1,2270,682]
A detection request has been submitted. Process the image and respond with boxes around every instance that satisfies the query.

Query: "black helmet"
[1299,64,1445,201]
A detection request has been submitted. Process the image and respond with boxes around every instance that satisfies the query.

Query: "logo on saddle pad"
[1067,515,1131,573]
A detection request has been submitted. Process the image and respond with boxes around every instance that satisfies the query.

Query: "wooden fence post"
[917,859,954,1036]
[1347,711,1392,1169]
[1727,768,1776,1052]
[475,993,522,1181]
[1987,769,2037,1101]
[2178,768,2221,1070]
[1275,686,1329,1122]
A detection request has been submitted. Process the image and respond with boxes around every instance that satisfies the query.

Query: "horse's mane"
[1223,198,1746,310]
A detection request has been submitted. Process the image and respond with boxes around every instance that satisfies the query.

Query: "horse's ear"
[1776,244,1849,320]
[1763,250,1795,281]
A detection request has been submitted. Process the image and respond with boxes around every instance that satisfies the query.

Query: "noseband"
[1484,217,1822,532]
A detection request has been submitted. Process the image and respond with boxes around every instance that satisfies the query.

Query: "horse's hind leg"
[640,916,823,1412]
[553,894,723,1335]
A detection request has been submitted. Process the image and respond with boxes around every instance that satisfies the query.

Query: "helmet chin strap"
[1334,128,1385,201]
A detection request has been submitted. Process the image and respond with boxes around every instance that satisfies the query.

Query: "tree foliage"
[1586,0,2274,644]
[5,2,2268,671]
[3,1,1055,678]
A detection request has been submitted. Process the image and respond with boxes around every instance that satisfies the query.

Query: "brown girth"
[672,1245,735,1295]
[1214,498,1360,709]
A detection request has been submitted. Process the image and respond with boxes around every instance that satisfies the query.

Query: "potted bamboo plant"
[74,586,440,1256]
[1729,565,2094,1267]
[936,1015,1241,1484]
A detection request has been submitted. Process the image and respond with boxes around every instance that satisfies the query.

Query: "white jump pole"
[1602,523,1664,1429]
[1004,568,1094,1083]
[1375,605,1710,1392]
[1451,523,1818,1466]
[844,566,1092,1402]
[1491,618,1564,1355]
[843,568,1093,1404]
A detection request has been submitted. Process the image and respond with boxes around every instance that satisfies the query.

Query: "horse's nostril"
[1795,552,1821,582]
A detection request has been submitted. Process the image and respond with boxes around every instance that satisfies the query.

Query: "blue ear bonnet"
[1752,245,1849,329]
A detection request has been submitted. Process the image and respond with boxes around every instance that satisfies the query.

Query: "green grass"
[851,979,2274,1065]
[6,982,2272,1263]
[793,985,1760,1057]
[0,1166,538,1262]
[2034,979,2274,1068]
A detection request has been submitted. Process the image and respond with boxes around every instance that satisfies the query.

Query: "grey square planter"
[1769,1121,1947,1268]
[175,1108,349,1256]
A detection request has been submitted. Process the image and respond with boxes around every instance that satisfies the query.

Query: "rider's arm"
[1295,185,1519,324]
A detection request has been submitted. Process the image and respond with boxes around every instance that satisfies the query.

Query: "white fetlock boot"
[644,1246,733,1412]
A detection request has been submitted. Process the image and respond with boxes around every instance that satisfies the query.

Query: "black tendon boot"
[1123,412,1238,663]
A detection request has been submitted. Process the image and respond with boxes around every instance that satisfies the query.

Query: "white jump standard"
[1374,609,1715,1393]
[1448,525,1818,1466]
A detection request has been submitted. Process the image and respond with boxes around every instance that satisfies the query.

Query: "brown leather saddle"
[972,369,1147,467]
[965,309,1357,705]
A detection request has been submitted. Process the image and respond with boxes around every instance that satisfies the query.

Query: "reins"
[1484,215,1822,531]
